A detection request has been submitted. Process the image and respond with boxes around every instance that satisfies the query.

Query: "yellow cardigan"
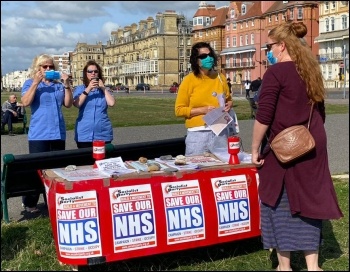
[175,72,232,128]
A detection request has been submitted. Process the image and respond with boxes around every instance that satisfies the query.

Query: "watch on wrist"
[83,91,89,96]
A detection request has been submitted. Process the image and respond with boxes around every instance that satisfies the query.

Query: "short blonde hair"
[29,54,58,78]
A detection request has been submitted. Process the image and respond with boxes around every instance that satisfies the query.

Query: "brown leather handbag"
[270,103,315,164]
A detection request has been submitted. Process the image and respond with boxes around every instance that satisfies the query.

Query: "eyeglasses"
[87,70,99,74]
[41,65,54,69]
[197,53,212,60]
[266,42,278,51]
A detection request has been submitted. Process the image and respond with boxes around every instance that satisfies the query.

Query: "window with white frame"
[327,64,332,80]
[242,4,246,15]
[198,18,203,25]
[325,2,329,10]
[233,36,237,47]
[240,35,243,46]
[251,33,254,44]
[282,12,286,20]
[193,18,198,25]
[297,7,303,19]
[199,31,202,37]
[275,14,279,21]
[321,65,326,79]
[325,18,329,32]
[246,21,248,28]
[251,19,254,26]
[240,22,243,29]
[226,37,230,48]
[342,15,348,30]
[268,15,272,22]
[233,22,237,30]
[331,1,336,9]
[331,17,335,31]
[206,17,210,25]
[245,34,249,45]
[230,9,235,18]
[213,41,217,50]
[289,8,294,19]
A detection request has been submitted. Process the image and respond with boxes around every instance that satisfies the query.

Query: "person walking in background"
[21,54,73,213]
[244,79,251,98]
[1,94,24,136]
[175,42,232,156]
[250,77,262,94]
[251,22,343,271]
[73,60,115,148]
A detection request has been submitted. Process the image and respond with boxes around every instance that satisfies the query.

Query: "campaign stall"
[40,160,260,267]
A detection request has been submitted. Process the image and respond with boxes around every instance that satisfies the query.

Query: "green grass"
[1,93,349,135]
[1,179,348,271]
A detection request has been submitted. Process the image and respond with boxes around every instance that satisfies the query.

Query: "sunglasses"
[87,70,99,74]
[197,53,213,60]
[41,65,54,69]
[266,42,278,51]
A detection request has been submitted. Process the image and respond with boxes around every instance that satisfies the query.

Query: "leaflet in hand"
[202,107,233,136]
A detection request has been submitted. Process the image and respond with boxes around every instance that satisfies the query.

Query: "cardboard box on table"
[40,163,260,267]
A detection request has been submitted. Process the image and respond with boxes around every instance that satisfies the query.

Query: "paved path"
[1,102,349,222]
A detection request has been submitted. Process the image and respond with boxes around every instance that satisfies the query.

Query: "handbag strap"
[306,102,314,130]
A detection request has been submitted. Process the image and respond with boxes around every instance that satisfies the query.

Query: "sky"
[1,1,228,75]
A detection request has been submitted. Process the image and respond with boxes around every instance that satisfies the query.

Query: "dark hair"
[190,42,218,77]
[82,60,104,87]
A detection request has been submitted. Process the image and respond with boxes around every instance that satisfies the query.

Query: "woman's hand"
[33,70,43,85]
[224,101,233,112]
[61,73,70,86]
[251,150,264,166]
[88,78,99,91]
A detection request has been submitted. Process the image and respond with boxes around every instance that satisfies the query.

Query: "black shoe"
[8,131,16,136]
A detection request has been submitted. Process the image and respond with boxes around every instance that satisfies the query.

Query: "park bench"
[1,137,186,223]
[1,107,28,134]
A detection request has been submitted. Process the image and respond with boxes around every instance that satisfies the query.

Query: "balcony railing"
[317,53,344,62]
[223,61,255,69]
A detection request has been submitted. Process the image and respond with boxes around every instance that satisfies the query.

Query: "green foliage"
[1,180,348,271]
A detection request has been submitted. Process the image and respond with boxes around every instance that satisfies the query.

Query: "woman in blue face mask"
[175,42,233,156]
[251,22,343,271]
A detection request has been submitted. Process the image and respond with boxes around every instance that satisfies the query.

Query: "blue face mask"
[200,56,214,70]
[267,51,277,65]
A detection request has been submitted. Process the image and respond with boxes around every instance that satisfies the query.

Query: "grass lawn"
[1,93,349,135]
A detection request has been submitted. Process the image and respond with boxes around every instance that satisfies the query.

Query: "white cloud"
[1,1,228,74]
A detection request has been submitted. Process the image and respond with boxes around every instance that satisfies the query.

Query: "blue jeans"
[22,140,65,208]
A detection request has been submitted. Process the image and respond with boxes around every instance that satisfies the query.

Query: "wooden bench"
[1,137,186,223]
[1,107,28,134]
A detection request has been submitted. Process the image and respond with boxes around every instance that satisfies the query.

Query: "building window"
[240,22,243,29]
[251,19,254,27]
[233,36,237,47]
[327,64,332,80]
[245,34,249,45]
[246,21,248,28]
[268,15,272,22]
[199,31,202,37]
[233,22,237,30]
[275,14,279,21]
[226,37,230,48]
[240,35,243,46]
[282,12,286,20]
[242,4,246,15]
[230,9,235,18]
[251,33,254,44]
[198,18,203,25]
[297,7,303,19]
[331,17,335,31]
[342,15,348,30]
[325,18,329,32]
[193,18,198,25]
[289,8,294,19]
[325,2,329,10]
[331,1,336,9]
[226,24,230,31]
[213,41,217,50]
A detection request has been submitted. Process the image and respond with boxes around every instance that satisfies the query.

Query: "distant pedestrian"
[244,80,251,98]
[227,78,232,96]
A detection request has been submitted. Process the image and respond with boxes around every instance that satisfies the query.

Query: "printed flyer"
[109,184,157,253]
[55,191,102,258]
[161,180,205,245]
[211,174,251,236]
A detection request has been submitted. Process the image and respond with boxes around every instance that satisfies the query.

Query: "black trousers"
[22,140,66,208]
[2,111,17,131]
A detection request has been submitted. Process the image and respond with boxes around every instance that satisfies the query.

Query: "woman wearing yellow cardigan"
[175,42,233,156]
